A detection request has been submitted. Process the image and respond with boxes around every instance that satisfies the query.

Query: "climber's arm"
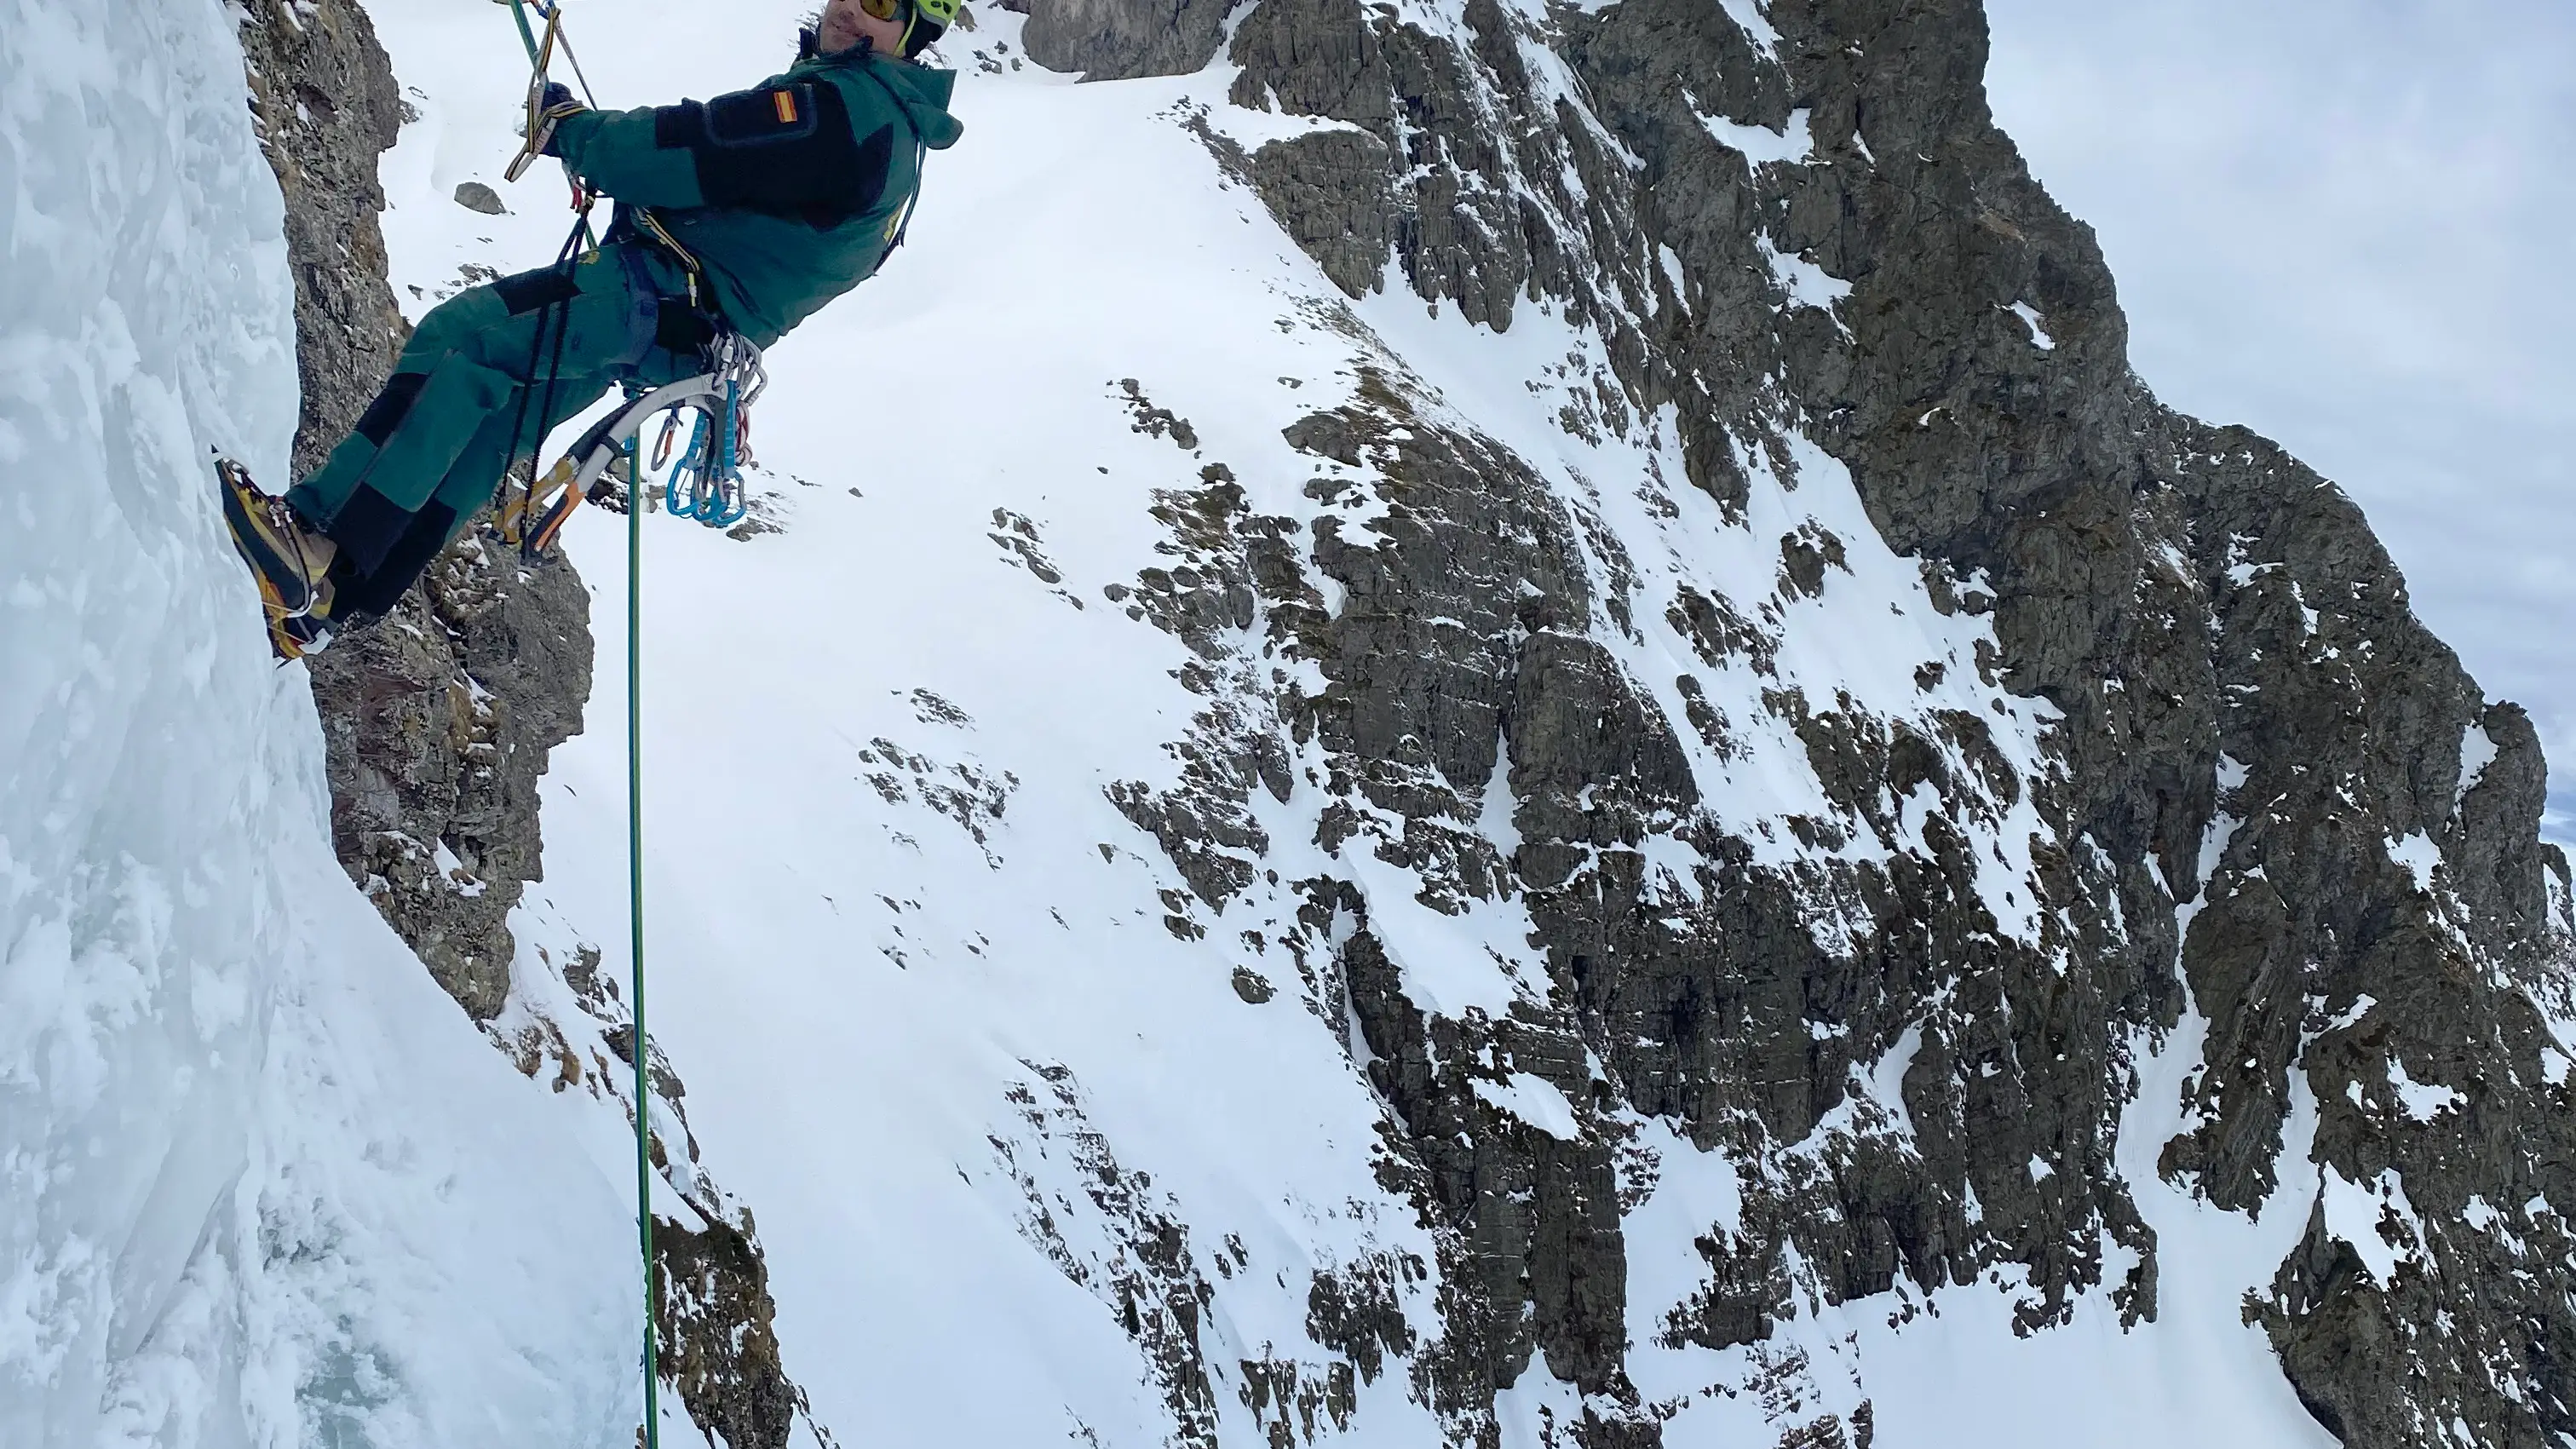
[548,106,706,209]
[549,82,894,221]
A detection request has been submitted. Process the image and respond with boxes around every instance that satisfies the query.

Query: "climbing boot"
[215,454,340,660]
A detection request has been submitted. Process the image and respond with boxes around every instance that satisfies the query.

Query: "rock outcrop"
[237,0,580,1022]
[1020,0,1234,80]
[1012,0,2576,1445]
[235,0,405,487]
[233,6,831,1445]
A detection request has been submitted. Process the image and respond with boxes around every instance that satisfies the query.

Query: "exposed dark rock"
[992,1064,1228,1446]
[1078,0,2576,1444]
[306,531,591,1021]
[1021,0,1232,81]
[238,0,577,1019]
[1246,131,1394,301]
[657,1208,806,1449]
[234,0,404,482]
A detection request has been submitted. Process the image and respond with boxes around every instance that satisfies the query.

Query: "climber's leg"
[322,365,622,622]
[285,246,654,619]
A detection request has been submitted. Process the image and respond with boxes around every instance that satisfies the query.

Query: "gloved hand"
[532,80,584,157]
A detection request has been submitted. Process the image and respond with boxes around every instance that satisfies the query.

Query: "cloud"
[1982,0,2576,838]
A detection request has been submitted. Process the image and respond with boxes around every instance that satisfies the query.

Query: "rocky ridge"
[1000,0,2576,1446]
[231,5,826,1445]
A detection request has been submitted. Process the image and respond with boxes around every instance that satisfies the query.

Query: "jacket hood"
[791,32,964,150]
[859,51,963,150]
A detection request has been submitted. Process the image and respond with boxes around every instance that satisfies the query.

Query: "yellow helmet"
[896,0,958,58]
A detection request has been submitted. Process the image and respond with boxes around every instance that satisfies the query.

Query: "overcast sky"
[1978,1,2575,840]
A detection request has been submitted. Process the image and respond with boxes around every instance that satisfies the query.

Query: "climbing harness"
[489,0,747,565]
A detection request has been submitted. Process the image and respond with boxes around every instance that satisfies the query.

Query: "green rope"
[501,6,658,1438]
[628,436,663,1449]
[502,0,543,66]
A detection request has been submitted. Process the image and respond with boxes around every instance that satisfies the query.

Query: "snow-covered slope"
[0,3,640,1444]
[358,3,2476,1446]
[10,0,2569,1443]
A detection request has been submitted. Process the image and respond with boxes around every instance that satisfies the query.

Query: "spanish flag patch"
[773,89,799,124]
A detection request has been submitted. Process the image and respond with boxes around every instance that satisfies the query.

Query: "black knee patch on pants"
[353,372,428,447]
[328,498,460,624]
[324,483,423,580]
[494,265,580,316]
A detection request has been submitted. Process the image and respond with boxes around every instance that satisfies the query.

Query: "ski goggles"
[860,0,958,56]
[860,0,960,30]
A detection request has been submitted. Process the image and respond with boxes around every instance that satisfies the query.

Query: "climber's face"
[818,0,902,55]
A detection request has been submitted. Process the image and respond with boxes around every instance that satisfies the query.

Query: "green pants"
[290,241,693,618]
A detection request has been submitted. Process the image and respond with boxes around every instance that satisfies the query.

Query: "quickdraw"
[651,379,750,530]
[499,333,769,558]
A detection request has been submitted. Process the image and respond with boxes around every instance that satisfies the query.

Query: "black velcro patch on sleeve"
[492,265,580,317]
[689,81,892,229]
[653,99,708,149]
[705,84,820,146]
[818,124,895,229]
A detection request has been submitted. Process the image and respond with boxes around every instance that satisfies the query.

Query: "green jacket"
[550,40,963,347]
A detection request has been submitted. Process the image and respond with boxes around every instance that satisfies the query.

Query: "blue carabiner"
[693,381,749,529]
[650,390,750,530]
[662,409,713,519]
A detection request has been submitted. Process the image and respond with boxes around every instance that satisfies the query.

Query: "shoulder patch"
[682,78,894,232]
[705,83,820,146]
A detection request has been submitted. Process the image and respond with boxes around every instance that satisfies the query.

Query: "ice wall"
[0,1,635,1444]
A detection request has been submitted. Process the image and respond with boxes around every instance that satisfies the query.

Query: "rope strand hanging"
[494,6,665,1446]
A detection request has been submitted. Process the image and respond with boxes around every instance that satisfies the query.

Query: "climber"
[221,0,964,658]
